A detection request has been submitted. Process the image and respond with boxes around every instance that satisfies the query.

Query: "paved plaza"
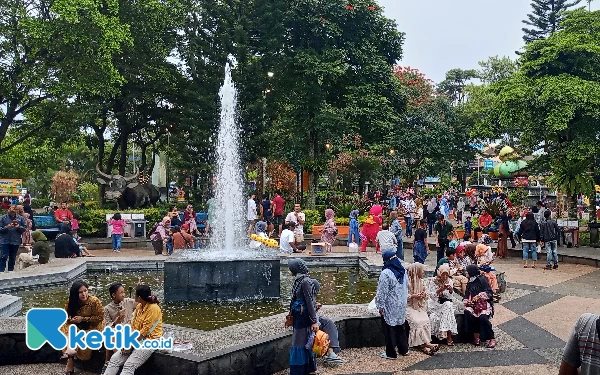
[1,245,600,374]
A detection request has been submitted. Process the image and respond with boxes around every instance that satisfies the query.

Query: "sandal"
[523,265,528,268]
[422,347,436,356]
[379,352,396,360]
[429,344,439,352]
[64,370,75,375]
[446,339,455,346]
[473,338,481,346]
[487,339,496,348]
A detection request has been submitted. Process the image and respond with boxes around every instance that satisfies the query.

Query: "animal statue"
[96,165,160,208]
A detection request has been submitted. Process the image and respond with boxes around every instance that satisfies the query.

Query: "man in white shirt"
[285,203,306,243]
[376,223,397,253]
[402,195,416,238]
[247,193,257,237]
[279,222,301,254]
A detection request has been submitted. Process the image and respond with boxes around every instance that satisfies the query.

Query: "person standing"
[413,220,429,264]
[389,211,404,260]
[287,259,318,375]
[149,217,170,255]
[54,201,73,232]
[376,223,398,254]
[347,210,361,246]
[540,210,560,270]
[320,209,336,253]
[285,203,306,244]
[402,195,416,238]
[247,193,257,237]
[456,197,465,223]
[259,194,274,236]
[469,191,478,216]
[515,212,541,268]
[272,190,285,237]
[376,251,409,360]
[0,205,26,272]
[433,214,454,262]
[108,213,127,253]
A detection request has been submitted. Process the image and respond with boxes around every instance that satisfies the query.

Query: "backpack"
[147,222,160,239]
[312,330,330,357]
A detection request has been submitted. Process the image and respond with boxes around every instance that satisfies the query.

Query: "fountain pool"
[15,268,377,331]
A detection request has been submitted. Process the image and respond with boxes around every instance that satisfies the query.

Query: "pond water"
[15,268,377,331]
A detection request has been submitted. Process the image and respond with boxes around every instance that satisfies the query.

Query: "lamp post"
[166,128,171,203]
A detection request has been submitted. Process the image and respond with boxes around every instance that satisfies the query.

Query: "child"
[71,231,93,257]
[389,211,404,260]
[164,228,174,255]
[413,219,429,264]
[463,216,473,237]
[108,213,127,253]
[71,213,80,233]
[21,212,33,246]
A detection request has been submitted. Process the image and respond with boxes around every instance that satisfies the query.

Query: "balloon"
[499,162,514,177]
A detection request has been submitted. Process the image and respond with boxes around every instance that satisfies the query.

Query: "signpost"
[0,179,23,196]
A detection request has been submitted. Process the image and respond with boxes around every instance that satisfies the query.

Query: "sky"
[377,0,599,83]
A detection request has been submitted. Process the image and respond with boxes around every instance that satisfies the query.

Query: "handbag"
[472,296,489,314]
[536,244,542,254]
[285,312,294,328]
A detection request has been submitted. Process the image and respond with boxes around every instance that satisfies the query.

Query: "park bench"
[33,215,59,238]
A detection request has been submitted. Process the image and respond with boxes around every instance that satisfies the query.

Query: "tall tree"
[0,0,130,152]
[522,0,583,43]
[437,68,479,105]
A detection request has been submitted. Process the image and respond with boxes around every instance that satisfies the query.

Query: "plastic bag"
[367,297,379,316]
[348,242,359,253]
[536,244,542,253]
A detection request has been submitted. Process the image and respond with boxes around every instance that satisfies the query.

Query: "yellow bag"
[312,330,330,357]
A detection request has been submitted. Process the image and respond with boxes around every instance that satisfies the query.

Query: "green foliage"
[30,198,50,209]
[335,217,350,226]
[480,198,508,218]
[521,0,583,44]
[507,188,529,206]
[303,209,323,233]
[76,207,165,237]
[332,202,355,219]
[73,182,99,202]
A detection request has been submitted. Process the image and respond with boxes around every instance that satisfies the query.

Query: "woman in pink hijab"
[320,209,337,252]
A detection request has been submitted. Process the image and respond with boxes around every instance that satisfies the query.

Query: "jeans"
[104,348,155,375]
[111,234,122,250]
[395,239,404,261]
[404,216,413,237]
[0,244,19,272]
[522,242,538,261]
[545,240,558,266]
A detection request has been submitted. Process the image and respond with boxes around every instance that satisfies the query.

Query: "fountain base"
[164,252,281,302]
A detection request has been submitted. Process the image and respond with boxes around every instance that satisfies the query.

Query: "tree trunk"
[306,131,317,209]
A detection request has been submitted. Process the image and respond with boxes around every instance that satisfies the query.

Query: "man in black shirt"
[433,214,454,262]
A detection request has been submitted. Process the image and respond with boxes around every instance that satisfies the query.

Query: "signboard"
[483,160,494,169]
[0,179,22,196]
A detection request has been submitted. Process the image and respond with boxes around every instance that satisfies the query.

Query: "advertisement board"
[0,179,23,196]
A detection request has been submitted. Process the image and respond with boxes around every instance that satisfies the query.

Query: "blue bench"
[196,212,208,233]
[33,215,60,238]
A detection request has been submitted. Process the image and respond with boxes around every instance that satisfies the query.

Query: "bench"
[33,215,60,238]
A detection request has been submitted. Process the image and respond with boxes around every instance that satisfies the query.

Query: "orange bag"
[312,330,330,357]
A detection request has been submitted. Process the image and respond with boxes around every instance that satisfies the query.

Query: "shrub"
[303,209,323,233]
[74,182,99,202]
[76,207,169,237]
[334,217,350,226]
[31,198,50,209]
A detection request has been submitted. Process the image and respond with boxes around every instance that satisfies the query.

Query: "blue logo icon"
[26,308,68,350]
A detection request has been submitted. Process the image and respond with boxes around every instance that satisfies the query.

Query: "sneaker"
[379,352,396,360]
[544,265,552,270]
[553,264,558,269]
[323,352,344,364]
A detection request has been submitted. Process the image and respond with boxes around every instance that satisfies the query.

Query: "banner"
[0,179,23,196]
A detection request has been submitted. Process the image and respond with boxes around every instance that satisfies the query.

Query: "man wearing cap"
[433,213,454,262]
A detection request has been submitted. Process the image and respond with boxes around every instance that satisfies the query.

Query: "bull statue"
[96,165,160,208]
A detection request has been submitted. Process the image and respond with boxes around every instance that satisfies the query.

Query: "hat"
[181,224,190,231]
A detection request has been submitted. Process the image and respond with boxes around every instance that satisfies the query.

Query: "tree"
[522,0,583,43]
[477,56,518,85]
[251,0,405,208]
[0,0,130,152]
[437,68,479,105]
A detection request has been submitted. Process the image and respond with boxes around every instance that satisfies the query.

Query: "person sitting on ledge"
[310,278,345,365]
[54,227,81,258]
[61,280,104,375]
[463,265,496,348]
[104,285,163,375]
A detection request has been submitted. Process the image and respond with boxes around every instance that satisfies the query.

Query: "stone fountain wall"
[163,257,281,302]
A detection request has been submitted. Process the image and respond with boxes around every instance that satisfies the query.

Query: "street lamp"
[325,143,332,151]
[267,72,274,78]
[389,149,396,156]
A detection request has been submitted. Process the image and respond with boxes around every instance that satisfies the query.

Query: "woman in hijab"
[427,264,458,345]
[463,265,496,348]
[183,204,199,236]
[150,217,171,255]
[406,263,438,355]
[287,259,318,375]
[320,208,337,253]
[376,251,409,359]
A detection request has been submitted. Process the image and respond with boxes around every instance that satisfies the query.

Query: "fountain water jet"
[163,59,280,302]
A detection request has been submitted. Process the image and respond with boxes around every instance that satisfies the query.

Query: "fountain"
[164,59,280,302]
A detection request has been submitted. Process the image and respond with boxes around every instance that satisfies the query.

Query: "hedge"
[77,208,165,237]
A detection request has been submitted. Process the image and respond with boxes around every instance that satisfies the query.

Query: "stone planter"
[311,226,350,236]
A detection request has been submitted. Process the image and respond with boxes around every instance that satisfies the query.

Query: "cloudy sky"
[377,0,598,83]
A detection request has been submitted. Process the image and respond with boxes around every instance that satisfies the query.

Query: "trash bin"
[132,221,146,238]
[563,228,579,248]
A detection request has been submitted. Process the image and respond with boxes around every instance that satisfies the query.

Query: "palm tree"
[546,158,594,218]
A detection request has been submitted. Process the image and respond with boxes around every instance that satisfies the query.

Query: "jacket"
[54,233,80,258]
[0,214,26,245]
[540,218,560,242]
[516,219,540,242]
